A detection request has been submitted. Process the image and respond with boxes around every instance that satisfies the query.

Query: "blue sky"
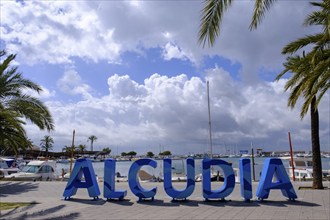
[0,0,329,154]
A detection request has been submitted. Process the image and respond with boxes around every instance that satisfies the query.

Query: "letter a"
[256,158,297,200]
[63,158,100,200]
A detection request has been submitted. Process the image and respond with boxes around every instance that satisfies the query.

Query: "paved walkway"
[1,181,329,220]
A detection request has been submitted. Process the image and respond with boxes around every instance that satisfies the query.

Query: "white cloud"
[1,1,318,82]
[24,71,329,154]
[107,74,147,99]
[57,69,93,100]
[162,42,188,61]
[0,1,121,64]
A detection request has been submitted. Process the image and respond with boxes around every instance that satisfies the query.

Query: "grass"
[0,202,38,210]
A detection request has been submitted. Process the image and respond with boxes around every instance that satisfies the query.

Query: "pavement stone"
[0,181,329,220]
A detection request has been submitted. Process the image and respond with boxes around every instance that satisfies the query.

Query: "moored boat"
[0,157,20,178]
[287,158,330,181]
[5,160,57,181]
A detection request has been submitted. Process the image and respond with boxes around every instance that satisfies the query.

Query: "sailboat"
[195,81,224,182]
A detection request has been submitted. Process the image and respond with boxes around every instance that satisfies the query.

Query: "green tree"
[0,108,31,156]
[121,152,127,157]
[87,135,97,152]
[77,144,87,155]
[40,135,54,155]
[198,0,276,47]
[276,1,329,189]
[62,145,77,157]
[159,150,172,156]
[0,50,54,155]
[127,151,137,158]
[146,151,154,158]
[102,147,111,154]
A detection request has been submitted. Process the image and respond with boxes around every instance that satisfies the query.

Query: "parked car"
[5,160,57,181]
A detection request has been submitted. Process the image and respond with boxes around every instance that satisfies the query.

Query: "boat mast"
[207,81,213,158]
[69,129,75,174]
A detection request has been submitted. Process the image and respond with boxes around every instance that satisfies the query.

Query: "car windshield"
[22,165,40,173]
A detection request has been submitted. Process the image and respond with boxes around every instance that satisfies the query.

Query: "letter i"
[239,158,252,201]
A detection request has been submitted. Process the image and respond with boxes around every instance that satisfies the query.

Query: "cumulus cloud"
[57,69,93,100]
[1,1,319,81]
[0,1,121,64]
[25,70,329,154]
[162,42,189,61]
[2,1,328,154]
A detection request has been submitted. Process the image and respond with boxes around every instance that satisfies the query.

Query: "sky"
[0,0,329,155]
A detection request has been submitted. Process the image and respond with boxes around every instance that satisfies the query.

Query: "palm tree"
[198,0,276,47]
[0,50,54,154]
[40,135,54,156]
[0,107,31,156]
[87,135,97,152]
[63,145,78,156]
[77,144,87,155]
[198,0,329,189]
[276,1,329,189]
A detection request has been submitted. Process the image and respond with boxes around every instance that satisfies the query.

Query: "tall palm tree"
[0,50,54,154]
[40,135,54,156]
[198,0,276,47]
[276,1,329,189]
[198,0,329,189]
[88,135,97,152]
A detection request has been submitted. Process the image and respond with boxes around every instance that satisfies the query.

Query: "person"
[61,168,65,180]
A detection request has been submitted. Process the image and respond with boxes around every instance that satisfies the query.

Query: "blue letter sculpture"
[128,159,157,201]
[104,158,127,200]
[256,158,297,201]
[63,158,100,200]
[163,158,195,200]
[202,159,235,200]
[239,158,252,201]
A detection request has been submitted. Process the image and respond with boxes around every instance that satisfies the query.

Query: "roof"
[27,160,56,167]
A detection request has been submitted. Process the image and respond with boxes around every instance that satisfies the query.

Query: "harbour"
[55,157,330,181]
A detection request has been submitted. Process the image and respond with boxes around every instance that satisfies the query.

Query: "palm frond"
[198,0,233,47]
[250,0,277,30]
[282,34,324,54]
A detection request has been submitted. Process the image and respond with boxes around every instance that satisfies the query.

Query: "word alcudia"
[63,158,297,202]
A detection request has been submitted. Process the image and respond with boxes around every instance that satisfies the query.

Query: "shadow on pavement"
[257,199,321,207]
[0,204,80,220]
[0,182,39,197]
[63,198,107,205]
[171,199,199,207]
[137,199,180,207]
[106,199,134,206]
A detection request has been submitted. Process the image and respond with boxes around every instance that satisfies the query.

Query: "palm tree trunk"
[311,97,323,189]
